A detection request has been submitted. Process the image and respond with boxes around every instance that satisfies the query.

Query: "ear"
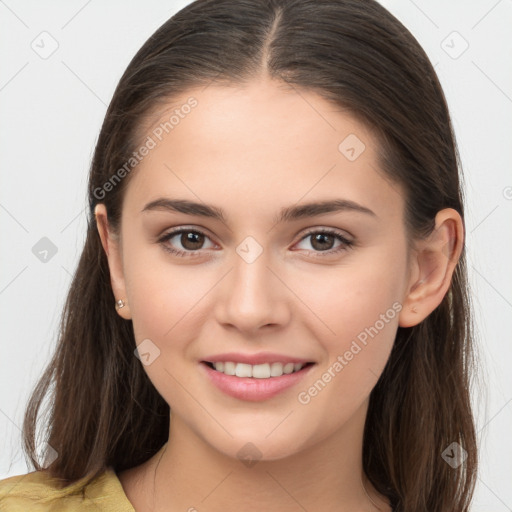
[399,208,463,328]
[94,204,132,320]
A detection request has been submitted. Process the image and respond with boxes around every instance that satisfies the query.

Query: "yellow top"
[0,467,135,511]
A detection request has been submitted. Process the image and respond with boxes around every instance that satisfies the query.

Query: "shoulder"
[0,467,135,511]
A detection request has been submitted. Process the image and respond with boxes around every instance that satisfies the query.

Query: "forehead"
[124,79,404,225]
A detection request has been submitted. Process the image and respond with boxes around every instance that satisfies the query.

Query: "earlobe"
[399,208,463,328]
[94,204,132,320]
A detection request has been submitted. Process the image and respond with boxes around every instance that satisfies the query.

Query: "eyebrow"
[141,198,376,224]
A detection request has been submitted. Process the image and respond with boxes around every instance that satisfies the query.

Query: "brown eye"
[294,229,354,257]
[158,228,216,257]
[180,231,206,250]
[309,232,336,251]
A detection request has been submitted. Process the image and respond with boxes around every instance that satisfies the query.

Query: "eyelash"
[157,227,354,259]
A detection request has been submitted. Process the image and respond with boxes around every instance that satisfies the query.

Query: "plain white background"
[0,0,511,509]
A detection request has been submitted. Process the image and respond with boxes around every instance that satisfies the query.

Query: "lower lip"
[200,362,315,402]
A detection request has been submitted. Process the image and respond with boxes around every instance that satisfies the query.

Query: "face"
[100,78,415,461]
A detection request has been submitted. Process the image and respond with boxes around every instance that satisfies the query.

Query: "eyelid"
[158,225,217,242]
[157,225,355,258]
[158,225,352,244]
[297,226,354,243]
[158,226,218,249]
[292,227,354,256]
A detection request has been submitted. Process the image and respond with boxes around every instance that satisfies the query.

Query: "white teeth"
[283,363,294,374]
[223,361,236,375]
[252,364,271,378]
[209,361,307,378]
[235,363,252,378]
[270,362,283,377]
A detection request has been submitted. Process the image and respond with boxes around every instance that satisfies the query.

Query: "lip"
[200,361,316,402]
[201,352,314,365]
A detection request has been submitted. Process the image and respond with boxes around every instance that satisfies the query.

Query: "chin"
[208,432,309,465]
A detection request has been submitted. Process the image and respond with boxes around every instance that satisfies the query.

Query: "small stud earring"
[115,299,126,310]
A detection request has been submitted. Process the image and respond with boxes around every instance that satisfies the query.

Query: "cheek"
[122,242,212,342]
[291,249,406,401]
[292,249,406,338]
[123,253,209,403]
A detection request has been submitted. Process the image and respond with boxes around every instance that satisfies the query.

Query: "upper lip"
[202,352,314,365]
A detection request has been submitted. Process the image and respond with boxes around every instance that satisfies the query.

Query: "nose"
[214,248,291,335]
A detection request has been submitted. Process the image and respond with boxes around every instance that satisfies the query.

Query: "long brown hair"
[22,1,478,510]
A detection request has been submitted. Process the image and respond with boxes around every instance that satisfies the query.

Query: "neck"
[126,400,390,512]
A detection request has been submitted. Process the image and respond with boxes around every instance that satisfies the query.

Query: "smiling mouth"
[202,361,315,378]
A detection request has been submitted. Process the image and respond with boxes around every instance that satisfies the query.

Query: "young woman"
[0,0,478,510]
